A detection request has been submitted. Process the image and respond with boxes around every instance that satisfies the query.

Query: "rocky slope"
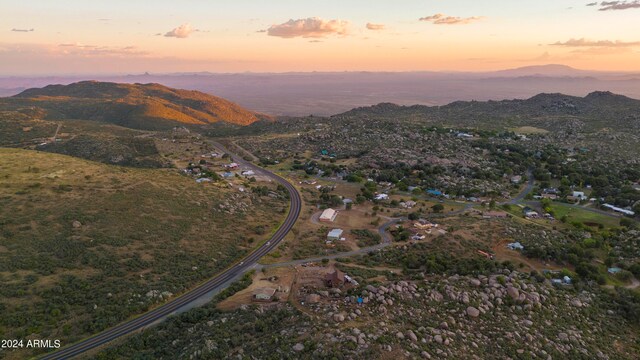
[0,81,270,130]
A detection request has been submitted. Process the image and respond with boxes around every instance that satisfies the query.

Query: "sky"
[2,0,640,75]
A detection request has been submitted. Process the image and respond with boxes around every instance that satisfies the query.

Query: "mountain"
[3,67,640,117]
[486,64,595,78]
[1,81,269,130]
[336,91,640,132]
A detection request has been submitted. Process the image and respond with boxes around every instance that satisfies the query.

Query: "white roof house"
[327,229,344,241]
[603,203,635,216]
[319,208,338,222]
[572,191,587,200]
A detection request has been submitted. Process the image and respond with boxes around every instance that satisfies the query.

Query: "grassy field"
[0,148,286,359]
[549,203,622,229]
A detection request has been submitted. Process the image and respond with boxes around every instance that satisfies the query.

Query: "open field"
[0,148,286,359]
[549,203,623,229]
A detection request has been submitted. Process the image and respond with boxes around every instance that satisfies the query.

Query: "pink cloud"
[267,17,349,38]
[419,14,484,25]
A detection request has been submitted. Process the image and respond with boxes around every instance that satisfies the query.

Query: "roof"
[326,269,345,283]
[327,229,344,237]
[319,208,337,220]
[253,288,276,299]
[253,287,276,297]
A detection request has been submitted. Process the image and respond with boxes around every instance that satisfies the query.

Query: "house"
[566,195,580,203]
[543,188,559,195]
[195,178,212,183]
[541,193,558,200]
[400,201,417,208]
[602,203,635,216]
[241,170,255,177]
[253,288,276,302]
[414,221,438,230]
[221,172,234,178]
[511,175,523,184]
[225,162,239,169]
[482,211,508,218]
[522,206,539,218]
[457,132,473,138]
[507,242,524,251]
[374,193,389,201]
[319,208,338,222]
[572,191,587,200]
[342,198,353,205]
[427,189,443,197]
[411,234,426,241]
[327,229,344,241]
[325,269,345,288]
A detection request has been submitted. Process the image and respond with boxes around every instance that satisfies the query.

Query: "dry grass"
[0,148,286,355]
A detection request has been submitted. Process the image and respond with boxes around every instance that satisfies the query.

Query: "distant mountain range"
[1,81,268,129]
[3,65,637,116]
[338,91,640,132]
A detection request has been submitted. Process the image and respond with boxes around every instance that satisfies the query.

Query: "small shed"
[327,229,344,241]
[253,288,276,302]
[507,242,525,251]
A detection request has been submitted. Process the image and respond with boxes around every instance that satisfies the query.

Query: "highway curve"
[40,145,301,360]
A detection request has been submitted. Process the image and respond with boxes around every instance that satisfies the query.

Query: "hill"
[0,148,288,359]
[337,91,640,132]
[0,81,269,130]
[486,64,593,78]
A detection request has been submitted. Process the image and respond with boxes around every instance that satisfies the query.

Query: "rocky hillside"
[0,81,270,130]
[338,91,640,132]
[95,269,640,359]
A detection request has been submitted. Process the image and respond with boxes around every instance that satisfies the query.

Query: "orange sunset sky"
[2,0,640,74]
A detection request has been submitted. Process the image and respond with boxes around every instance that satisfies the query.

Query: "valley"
[0,81,638,359]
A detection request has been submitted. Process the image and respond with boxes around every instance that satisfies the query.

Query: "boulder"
[306,294,321,304]
[466,306,480,318]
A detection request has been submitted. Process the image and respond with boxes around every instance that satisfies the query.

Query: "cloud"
[551,38,640,47]
[596,1,640,10]
[586,2,598,6]
[55,42,148,56]
[11,28,34,32]
[266,17,349,38]
[164,23,195,38]
[419,14,484,25]
[366,23,385,31]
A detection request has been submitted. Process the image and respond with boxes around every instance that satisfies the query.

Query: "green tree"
[431,204,444,213]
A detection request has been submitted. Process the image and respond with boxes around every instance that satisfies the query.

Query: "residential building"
[253,288,276,302]
[319,208,338,222]
[507,242,525,251]
[572,191,587,200]
[327,229,344,241]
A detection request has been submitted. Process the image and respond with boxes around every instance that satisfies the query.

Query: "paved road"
[266,168,540,269]
[40,143,302,360]
[265,217,402,269]
[502,168,535,205]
